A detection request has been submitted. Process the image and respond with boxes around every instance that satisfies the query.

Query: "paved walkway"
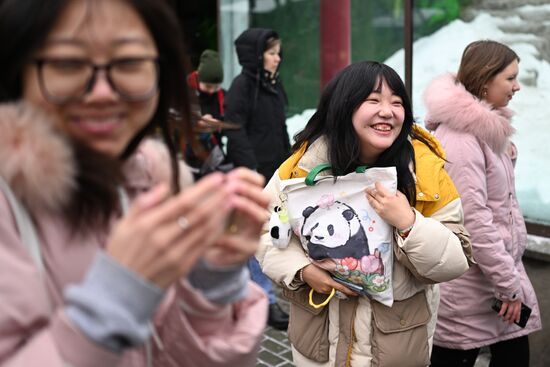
[257,327,293,367]
[257,291,294,367]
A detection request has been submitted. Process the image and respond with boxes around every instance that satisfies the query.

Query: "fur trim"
[124,139,194,192]
[0,102,75,212]
[423,73,514,154]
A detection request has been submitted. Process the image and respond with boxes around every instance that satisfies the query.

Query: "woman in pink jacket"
[424,40,542,366]
[0,0,269,366]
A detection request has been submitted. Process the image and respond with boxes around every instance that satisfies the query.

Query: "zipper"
[501,155,518,262]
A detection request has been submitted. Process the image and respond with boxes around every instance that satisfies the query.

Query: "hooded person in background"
[224,28,291,330]
[186,49,233,178]
[224,28,291,182]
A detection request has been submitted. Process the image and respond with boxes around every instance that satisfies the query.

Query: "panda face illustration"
[301,202,355,247]
[301,201,370,260]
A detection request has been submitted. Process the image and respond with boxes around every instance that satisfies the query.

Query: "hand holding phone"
[491,298,531,328]
[331,276,370,297]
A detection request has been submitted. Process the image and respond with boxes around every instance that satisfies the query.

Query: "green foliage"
[414,0,467,39]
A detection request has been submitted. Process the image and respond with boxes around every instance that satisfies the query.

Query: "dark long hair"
[294,61,431,204]
[0,0,193,230]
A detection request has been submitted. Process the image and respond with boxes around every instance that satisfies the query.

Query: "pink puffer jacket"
[423,73,541,349]
[0,104,267,366]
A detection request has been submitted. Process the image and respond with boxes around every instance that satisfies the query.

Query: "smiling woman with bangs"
[256,60,473,366]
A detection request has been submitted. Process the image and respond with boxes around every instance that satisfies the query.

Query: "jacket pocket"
[371,291,431,367]
[497,224,514,254]
[282,287,330,363]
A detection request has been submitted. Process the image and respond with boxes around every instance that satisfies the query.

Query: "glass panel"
[220,0,408,131]
[406,0,550,225]
[249,0,321,116]
[351,0,405,64]
[219,0,250,89]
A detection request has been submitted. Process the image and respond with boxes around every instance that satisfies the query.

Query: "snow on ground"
[286,12,550,222]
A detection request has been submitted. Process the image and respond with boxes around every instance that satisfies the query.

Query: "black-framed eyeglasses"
[33,57,160,104]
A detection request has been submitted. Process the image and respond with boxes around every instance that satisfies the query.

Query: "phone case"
[332,276,367,295]
[491,298,532,328]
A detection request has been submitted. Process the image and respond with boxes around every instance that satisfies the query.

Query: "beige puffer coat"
[258,126,471,367]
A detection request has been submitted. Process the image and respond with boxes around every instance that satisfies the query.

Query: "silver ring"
[177,216,189,231]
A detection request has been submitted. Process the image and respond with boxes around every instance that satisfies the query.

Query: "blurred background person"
[424,40,541,367]
[185,49,234,178]
[0,0,270,365]
[224,28,291,182]
[224,28,291,330]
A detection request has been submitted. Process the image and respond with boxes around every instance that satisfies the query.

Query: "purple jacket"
[423,73,541,349]
[0,104,267,366]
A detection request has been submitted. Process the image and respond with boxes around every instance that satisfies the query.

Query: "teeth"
[80,116,119,124]
[372,124,391,131]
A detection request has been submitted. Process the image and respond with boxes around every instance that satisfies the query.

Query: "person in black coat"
[224,28,291,183]
[224,28,290,330]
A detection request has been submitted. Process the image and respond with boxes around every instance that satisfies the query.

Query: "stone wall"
[464,0,550,66]
[469,0,550,9]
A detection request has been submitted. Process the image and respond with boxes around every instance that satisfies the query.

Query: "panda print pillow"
[271,166,397,306]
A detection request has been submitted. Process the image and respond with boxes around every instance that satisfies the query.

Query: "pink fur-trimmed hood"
[0,102,76,212]
[0,102,194,213]
[423,73,515,154]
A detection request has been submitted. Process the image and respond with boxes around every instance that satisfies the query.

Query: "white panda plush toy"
[269,206,292,248]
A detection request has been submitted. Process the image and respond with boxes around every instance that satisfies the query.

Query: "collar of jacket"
[0,102,76,213]
[241,68,281,95]
[412,124,459,214]
[423,73,515,154]
[263,69,280,83]
[186,71,200,90]
[0,101,163,214]
[277,124,458,215]
[277,136,328,180]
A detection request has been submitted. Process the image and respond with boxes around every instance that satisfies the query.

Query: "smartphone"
[225,210,238,234]
[491,298,532,328]
[331,276,367,295]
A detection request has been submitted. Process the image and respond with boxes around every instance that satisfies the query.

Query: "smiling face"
[483,59,520,108]
[263,42,281,75]
[22,0,159,157]
[352,79,405,164]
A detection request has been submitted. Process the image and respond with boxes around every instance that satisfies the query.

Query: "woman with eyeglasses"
[0,0,269,366]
